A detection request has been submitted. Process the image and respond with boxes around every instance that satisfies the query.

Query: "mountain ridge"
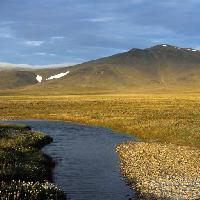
[1,44,200,94]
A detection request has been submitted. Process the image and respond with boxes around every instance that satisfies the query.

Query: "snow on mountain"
[46,71,70,80]
[36,75,43,83]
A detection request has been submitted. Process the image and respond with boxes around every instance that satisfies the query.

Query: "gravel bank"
[116,142,200,199]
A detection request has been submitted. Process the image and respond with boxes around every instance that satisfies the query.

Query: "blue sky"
[0,0,200,65]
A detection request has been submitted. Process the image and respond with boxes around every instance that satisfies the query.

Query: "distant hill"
[2,44,200,94]
[0,63,71,90]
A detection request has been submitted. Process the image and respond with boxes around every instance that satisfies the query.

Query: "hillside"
[0,64,70,90]
[2,44,200,94]
[0,71,38,90]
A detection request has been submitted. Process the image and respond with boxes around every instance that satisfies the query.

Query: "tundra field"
[2,93,200,199]
[0,93,200,148]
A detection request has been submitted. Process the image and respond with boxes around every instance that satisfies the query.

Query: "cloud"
[35,52,56,56]
[0,32,13,38]
[0,21,15,26]
[51,36,65,40]
[35,52,47,56]
[0,0,200,64]
[24,40,44,46]
[49,53,56,56]
[0,27,15,39]
[88,17,115,23]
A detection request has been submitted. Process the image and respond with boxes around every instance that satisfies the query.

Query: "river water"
[3,120,136,200]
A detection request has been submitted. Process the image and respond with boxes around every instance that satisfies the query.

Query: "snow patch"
[46,71,70,80]
[36,75,43,83]
[186,48,198,52]
[162,44,167,47]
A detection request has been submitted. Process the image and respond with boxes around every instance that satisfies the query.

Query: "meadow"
[0,124,66,199]
[0,93,200,148]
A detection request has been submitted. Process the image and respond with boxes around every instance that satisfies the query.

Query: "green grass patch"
[0,124,66,200]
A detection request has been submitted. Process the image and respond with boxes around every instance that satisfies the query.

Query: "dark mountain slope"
[0,71,38,89]
[2,44,200,94]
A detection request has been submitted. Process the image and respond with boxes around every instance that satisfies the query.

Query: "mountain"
[0,63,71,90]
[0,63,36,89]
[1,44,200,94]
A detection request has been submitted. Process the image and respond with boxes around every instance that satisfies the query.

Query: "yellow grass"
[1,93,200,148]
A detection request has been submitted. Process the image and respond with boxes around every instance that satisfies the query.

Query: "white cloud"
[89,17,115,23]
[35,52,47,56]
[0,27,15,39]
[24,40,44,46]
[0,32,13,38]
[49,53,56,56]
[51,36,65,40]
[0,62,76,69]
[35,52,56,56]
[0,21,15,26]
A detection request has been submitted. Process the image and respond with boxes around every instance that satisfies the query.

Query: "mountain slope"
[2,44,200,94]
[0,64,70,90]
[0,70,38,89]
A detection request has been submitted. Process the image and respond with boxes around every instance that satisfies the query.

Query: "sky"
[0,0,200,65]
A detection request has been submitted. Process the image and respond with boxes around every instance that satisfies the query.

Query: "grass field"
[0,93,200,148]
[0,124,66,199]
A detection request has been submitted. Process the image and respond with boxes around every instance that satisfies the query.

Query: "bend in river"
[3,120,136,200]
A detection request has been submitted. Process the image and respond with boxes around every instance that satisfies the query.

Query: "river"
[3,120,136,200]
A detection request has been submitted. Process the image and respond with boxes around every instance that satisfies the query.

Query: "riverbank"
[116,142,200,199]
[0,124,66,199]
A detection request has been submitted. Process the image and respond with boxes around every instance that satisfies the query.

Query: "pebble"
[116,142,200,200]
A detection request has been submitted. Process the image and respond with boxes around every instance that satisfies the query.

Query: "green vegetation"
[0,124,66,200]
[0,94,200,148]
